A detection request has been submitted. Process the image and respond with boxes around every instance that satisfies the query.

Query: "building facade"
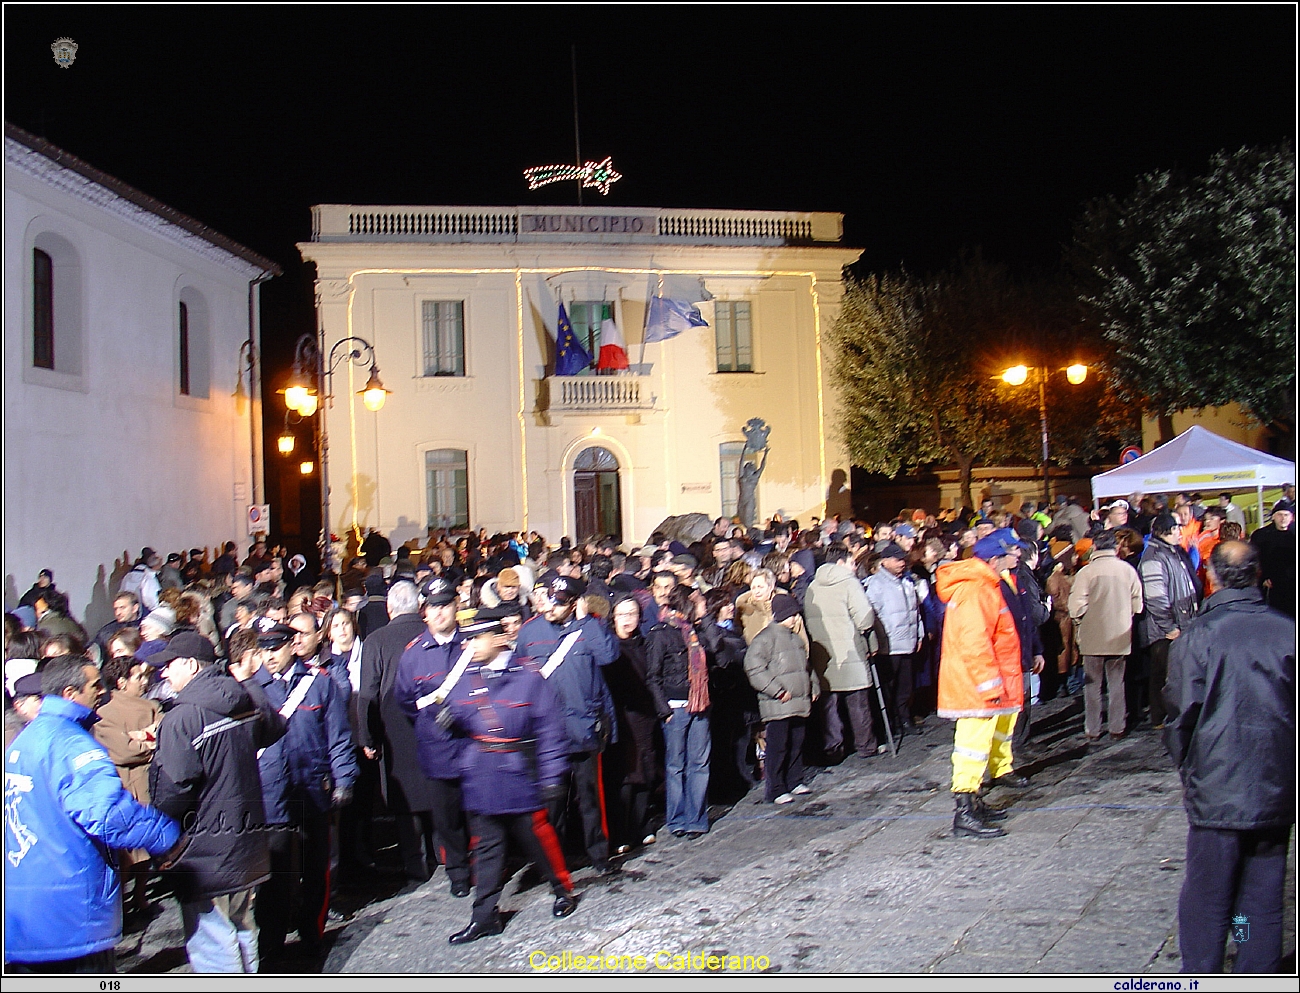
[298,205,861,551]
[4,124,279,626]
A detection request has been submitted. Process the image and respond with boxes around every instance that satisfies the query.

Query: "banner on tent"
[1177,470,1258,484]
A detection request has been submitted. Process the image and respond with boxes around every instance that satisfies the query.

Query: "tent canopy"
[1091,425,1294,501]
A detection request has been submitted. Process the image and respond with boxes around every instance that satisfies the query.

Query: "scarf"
[666,612,710,714]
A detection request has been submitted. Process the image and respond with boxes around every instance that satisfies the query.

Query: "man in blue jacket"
[514,575,619,876]
[439,607,576,943]
[5,656,184,972]
[249,616,358,960]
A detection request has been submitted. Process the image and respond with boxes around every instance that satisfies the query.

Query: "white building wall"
[4,144,266,627]
[300,221,859,550]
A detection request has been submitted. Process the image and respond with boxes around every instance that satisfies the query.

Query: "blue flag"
[644,294,709,344]
[554,301,592,375]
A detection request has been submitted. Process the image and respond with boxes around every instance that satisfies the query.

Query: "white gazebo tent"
[1091,425,1295,524]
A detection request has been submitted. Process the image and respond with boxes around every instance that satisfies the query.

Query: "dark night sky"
[5,4,1295,347]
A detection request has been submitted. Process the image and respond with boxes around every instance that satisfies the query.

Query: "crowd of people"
[4,485,1294,973]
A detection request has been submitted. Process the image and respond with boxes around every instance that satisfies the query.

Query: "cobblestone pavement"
[116,696,1296,975]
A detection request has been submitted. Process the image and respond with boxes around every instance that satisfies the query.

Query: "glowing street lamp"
[277,432,295,455]
[283,331,389,567]
[1000,363,1090,503]
[359,367,390,412]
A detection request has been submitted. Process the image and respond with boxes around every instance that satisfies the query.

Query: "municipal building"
[298,204,862,550]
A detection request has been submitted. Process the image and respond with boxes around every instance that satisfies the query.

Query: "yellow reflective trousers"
[950,714,1016,793]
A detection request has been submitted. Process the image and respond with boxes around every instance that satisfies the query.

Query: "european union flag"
[555,301,592,376]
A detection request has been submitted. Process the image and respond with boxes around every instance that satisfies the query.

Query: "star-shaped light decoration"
[524,157,622,196]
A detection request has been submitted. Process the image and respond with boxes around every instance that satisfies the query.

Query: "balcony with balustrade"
[539,373,656,419]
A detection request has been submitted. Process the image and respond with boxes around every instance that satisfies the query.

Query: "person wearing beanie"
[1250,499,1296,617]
[934,527,1026,838]
[744,594,819,804]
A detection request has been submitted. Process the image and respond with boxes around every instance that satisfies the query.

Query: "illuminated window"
[426,449,469,528]
[422,300,465,376]
[714,301,752,372]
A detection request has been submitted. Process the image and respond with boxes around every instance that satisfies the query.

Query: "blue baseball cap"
[973,528,1021,561]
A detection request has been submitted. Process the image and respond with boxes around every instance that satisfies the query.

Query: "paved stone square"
[115,696,1295,975]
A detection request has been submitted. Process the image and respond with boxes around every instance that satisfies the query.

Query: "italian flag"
[597,313,629,371]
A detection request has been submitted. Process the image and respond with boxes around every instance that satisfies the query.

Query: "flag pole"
[571,44,582,208]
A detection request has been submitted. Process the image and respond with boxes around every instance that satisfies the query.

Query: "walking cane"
[867,655,898,756]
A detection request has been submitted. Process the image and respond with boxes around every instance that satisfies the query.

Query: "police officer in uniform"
[439,607,577,944]
[514,575,620,875]
[393,577,472,898]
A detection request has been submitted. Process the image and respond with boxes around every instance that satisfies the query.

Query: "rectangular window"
[33,248,54,370]
[714,300,753,372]
[426,449,469,529]
[720,442,745,519]
[569,301,613,371]
[178,301,191,395]
[422,300,465,376]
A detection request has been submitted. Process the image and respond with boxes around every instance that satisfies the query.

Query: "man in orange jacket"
[936,528,1026,838]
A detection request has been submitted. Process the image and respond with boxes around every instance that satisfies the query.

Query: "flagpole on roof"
[571,43,582,208]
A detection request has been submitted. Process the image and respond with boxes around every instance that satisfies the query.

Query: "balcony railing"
[547,374,654,413]
[311,205,843,245]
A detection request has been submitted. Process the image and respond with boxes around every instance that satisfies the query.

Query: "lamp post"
[282,332,389,570]
[1001,363,1088,505]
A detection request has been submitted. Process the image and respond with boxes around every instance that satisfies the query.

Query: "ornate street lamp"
[281,331,389,567]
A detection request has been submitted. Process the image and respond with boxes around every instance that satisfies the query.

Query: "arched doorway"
[574,446,621,540]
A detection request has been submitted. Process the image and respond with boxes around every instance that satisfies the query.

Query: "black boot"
[953,793,1005,838]
[974,794,1008,822]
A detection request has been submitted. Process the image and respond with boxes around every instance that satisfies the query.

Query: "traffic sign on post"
[247,503,271,535]
[1120,446,1143,464]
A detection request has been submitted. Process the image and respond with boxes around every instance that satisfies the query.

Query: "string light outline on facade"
[333,265,830,534]
[523,157,622,196]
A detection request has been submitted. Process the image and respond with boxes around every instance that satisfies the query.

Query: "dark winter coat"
[254,661,357,820]
[1002,566,1046,672]
[394,629,469,781]
[645,620,709,720]
[515,613,618,753]
[443,657,569,815]
[1138,538,1202,647]
[150,666,286,902]
[357,612,438,811]
[1162,587,1295,830]
[699,615,758,719]
[603,628,657,718]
